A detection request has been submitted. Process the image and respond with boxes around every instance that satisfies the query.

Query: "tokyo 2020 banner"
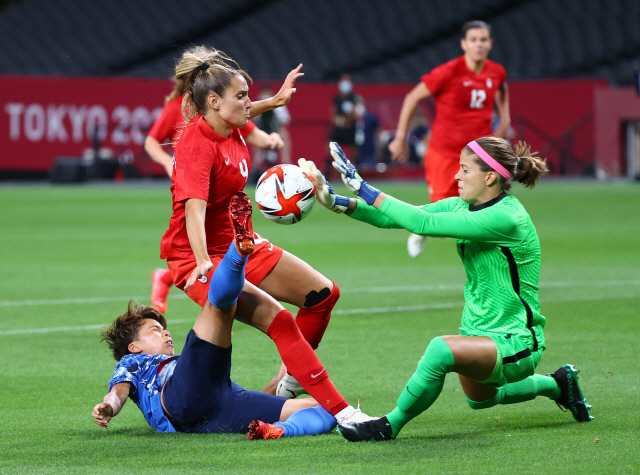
[0,75,610,175]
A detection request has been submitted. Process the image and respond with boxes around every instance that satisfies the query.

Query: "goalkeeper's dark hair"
[175,45,252,124]
[464,136,548,191]
[100,301,167,361]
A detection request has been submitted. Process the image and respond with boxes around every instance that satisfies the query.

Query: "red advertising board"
[0,75,174,172]
[0,75,612,176]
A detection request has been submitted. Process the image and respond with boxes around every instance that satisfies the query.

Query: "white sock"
[335,405,356,421]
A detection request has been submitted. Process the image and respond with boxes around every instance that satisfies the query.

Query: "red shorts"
[167,234,283,307]
[424,148,460,203]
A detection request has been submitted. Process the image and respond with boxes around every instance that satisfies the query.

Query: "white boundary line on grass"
[1,279,638,309]
[0,291,638,336]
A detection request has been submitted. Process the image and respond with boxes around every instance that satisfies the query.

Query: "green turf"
[1,180,639,474]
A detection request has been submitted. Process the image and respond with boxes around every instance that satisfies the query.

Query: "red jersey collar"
[196,115,231,142]
[460,54,488,76]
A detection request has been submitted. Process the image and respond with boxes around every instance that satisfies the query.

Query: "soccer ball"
[255,164,316,224]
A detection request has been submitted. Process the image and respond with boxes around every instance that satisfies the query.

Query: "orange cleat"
[247,420,284,440]
[151,268,172,314]
[229,192,255,257]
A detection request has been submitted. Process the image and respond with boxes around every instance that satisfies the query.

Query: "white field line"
[1,279,638,309]
[0,291,638,336]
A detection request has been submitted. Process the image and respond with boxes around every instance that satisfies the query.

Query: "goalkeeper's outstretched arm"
[299,158,400,229]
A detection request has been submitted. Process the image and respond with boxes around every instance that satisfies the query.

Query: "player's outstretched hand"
[184,260,214,292]
[273,64,304,107]
[298,158,350,213]
[388,136,408,162]
[92,402,114,429]
[267,132,285,150]
[329,142,381,206]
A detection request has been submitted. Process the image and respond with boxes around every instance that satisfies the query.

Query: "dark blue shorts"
[162,330,287,434]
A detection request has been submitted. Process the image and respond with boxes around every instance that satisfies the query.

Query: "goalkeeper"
[299,137,593,442]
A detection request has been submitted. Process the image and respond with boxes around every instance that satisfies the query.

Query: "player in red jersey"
[145,76,284,314]
[388,21,511,257]
[159,46,369,421]
[145,90,284,177]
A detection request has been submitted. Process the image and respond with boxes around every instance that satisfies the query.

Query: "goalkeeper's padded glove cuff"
[357,182,381,206]
[333,195,351,212]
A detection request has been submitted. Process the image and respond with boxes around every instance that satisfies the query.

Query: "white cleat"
[337,407,378,424]
[276,374,308,399]
[407,233,427,258]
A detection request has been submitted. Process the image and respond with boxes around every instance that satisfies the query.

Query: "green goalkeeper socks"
[386,337,454,437]
[467,374,561,409]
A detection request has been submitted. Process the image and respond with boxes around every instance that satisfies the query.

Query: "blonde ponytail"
[174,46,251,123]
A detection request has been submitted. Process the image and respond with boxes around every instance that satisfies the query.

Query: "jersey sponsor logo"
[486,78,493,89]
[463,80,472,87]
[239,158,248,178]
[311,368,325,379]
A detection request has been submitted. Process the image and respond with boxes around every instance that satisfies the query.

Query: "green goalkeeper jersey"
[350,192,545,351]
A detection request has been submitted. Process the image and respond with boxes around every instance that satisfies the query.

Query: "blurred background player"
[93,194,336,437]
[146,65,285,314]
[327,74,361,174]
[354,98,380,167]
[161,46,363,411]
[304,140,592,442]
[248,85,293,183]
[388,20,511,258]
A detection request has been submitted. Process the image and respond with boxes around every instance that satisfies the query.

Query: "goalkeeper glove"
[298,158,350,213]
[329,142,381,206]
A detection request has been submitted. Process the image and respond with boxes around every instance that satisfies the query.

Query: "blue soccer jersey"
[108,353,177,432]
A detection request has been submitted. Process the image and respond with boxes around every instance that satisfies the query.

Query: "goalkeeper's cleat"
[276,374,308,399]
[247,420,284,440]
[549,364,593,422]
[151,268,172,314]
[338,416,395,442]
[407,233,427,258]
[229,192,255,257]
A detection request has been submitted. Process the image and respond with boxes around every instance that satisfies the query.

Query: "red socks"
[159,269,174,286]
[295,282,340,350]
[267,309,348,416]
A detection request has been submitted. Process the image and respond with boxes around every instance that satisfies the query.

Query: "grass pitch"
[1,180,639,474]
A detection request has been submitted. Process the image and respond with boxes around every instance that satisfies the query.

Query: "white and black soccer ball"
[255,164,316,225]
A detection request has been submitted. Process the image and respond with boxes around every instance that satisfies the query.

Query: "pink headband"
[467,140,511,180]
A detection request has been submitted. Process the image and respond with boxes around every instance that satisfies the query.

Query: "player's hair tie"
[467,140,511,180]
[198,62,210,72]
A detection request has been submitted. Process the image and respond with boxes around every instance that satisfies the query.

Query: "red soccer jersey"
[160,115,252,259]
[422,55,507,157]
[148,94,256,146]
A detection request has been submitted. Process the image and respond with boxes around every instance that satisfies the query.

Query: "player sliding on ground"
[92,192,356,438]
[300,138,593,442]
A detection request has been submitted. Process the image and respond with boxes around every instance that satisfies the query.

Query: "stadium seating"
[0,0,637,86]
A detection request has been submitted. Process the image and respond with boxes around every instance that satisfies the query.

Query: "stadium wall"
[0,75,613,177]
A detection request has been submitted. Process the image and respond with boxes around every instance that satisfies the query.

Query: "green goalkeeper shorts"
[481,333,544,387]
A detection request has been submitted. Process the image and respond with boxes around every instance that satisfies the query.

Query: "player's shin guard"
[386,337,454,437]
[207,242,248,309]
[466,374,561,409]
[295,282,340,350]
[275,406,337,437]
[267,309,348,416]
